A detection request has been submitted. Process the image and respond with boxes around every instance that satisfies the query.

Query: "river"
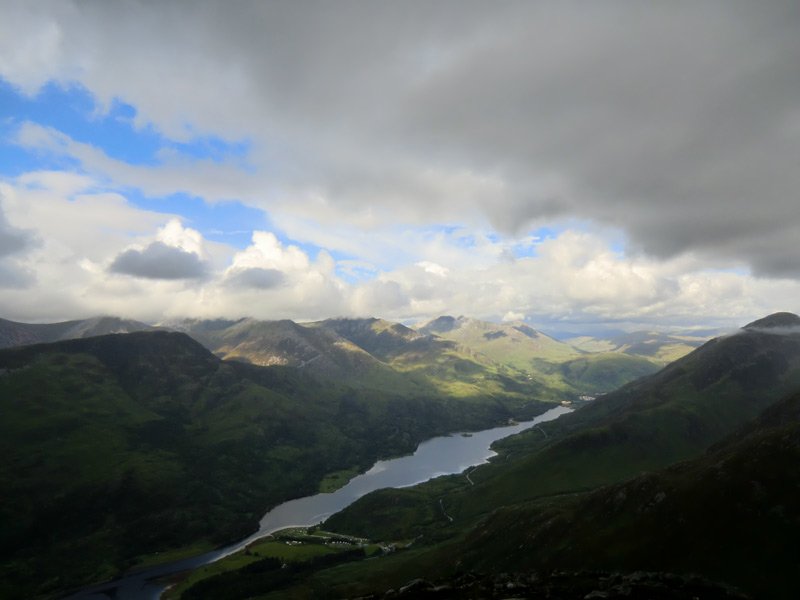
[64,404,571,599]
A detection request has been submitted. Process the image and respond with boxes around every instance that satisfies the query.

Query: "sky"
[1,1,799,332]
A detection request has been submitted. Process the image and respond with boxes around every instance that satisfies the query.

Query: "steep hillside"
[567,330,705,364]
[0,316,153,348]
[0,315,667,404]
[306,392,800,600]
[168,316,560,407]
[321,312,800,553]
[451,313,800,511]
[233,314,800,600]
[418,315,580,366]
[0,332,526,599]
[314,317,434,362]
[424,390,800,600]
[311,317,549,401]
[167,317,409,389]
[418,315,661,394]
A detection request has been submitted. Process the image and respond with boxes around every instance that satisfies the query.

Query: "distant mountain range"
[0,328,533,598]
[566,329,706,363]
[0,314,703,400]
[0,315,153,348]
[7,311,793,599]
[258,312,800,600]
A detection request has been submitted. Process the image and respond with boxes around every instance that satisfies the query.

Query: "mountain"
[315,317,435,362]
[224,313,800,599]
[566,329,704,364]
[1,315,669,404]
[436,312,800,512]
[0,331,533,599]
[0,315,153,348]
[165,317,404,387]
[447,389,800,599]
[418,316,580,365]
[742,310,800,330]
[417,315,661,394]
[306,391,800,600]
[166,316,568,408]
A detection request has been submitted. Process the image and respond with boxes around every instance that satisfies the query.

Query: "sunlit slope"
[458,313,800,510]
[311,317,556,402]
[174,316,564,406]
[568,329,705,364]
[0,331,535,599]
[257,314,800,600]
[326,313,800,537]
[418,315,660,394]
[168,317,416,391]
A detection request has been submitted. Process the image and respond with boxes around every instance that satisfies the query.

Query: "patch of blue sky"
[125,189,268,249]
[510,225,561,258]
[335,260,379,285]
[0,78,251,169]
[169,136,252,166]
[417,224,478,248]
[609,239,627,256]
[0,123,82,176]
[1,79,163,166]
[529,225,562,241]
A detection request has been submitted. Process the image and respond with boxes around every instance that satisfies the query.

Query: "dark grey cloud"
[224,267,285,289]
[6,1,800,278]
[0,199,37,288]
[0,263,35,289]
[0,201,35,258]
[109,242,207,280]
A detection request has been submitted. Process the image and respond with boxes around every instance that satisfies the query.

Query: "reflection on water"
[65,405,571,599]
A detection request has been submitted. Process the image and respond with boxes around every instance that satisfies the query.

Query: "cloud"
[3,2,799,284]
[0,263,35,289]
[0,194,37,289]
[228,231,309,273]
[0,196,35,258]
[1,165,798,329]
[109,241,207,280]
[2,3,800,328]
[224,267,284,289]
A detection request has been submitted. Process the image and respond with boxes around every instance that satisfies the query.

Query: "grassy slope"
[241,322,800,599]
[170,317,563,409]
[0,331,546,599]
[306,392,800,600]
[567,330,705,363]
[310,317,566,407]
[417,316,663,395]
[420,390,800,600]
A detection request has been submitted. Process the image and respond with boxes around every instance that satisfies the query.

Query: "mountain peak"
[743,312,800,330]
[420,315,459,334]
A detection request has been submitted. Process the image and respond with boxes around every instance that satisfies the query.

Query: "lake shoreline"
[63,404,572,600]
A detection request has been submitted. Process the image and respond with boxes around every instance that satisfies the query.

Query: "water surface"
[66,405,571,599]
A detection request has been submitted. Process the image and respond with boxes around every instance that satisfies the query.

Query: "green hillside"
[417,315,662,394]
[464,315,800,507]
[0,331,545,599]
[168,317,415,390]
[449,390,800,599]
[205,313,800,600]
[293,392,800,600]
[567,329,705,364]
[170,316,567,407]
[1,315,677,405]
